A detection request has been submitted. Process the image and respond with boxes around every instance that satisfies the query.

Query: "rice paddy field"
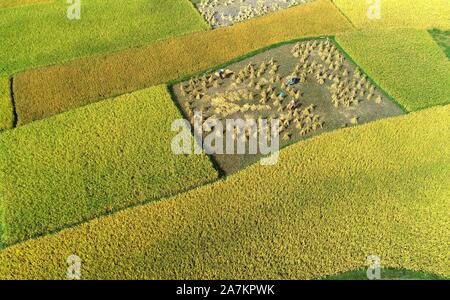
[429,28,450,59]
[1,104,449,279]
[0,0,449,282]
[0,85,218,245]
[11,0,351,126]
[332,0,450,29]
[336,28,450,112]
[0,0,208,75]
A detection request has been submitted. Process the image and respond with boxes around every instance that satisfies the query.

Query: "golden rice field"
[0,104,448,279]
[12,0,352,125]
[332,0,450,29]
[0,0,449,282]
[336,28,450,111]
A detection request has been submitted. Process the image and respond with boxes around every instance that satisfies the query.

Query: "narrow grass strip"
[0,105,448,279]
[0,85,218,245]
[0,76,14,130]
[12,0,353,125]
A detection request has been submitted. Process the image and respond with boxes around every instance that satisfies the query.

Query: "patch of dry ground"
[172,39,403,174]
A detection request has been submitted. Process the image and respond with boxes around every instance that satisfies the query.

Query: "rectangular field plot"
[195,0,315,28]
[172,39,404,174]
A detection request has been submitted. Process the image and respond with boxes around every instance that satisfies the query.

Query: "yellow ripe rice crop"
[1,104,448,279]
[332,0,450,29]
[0,85,218,245]
[0,0,50,9]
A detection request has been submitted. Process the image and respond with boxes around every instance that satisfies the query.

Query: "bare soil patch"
[172,39,404,174]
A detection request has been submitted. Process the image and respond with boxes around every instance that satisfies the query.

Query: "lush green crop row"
[0,0,208,76]
[0,104,448,279]
[0,85,218,245]
[12,0,352,125]
[0,76,14,130]
[336,28,450,111]
[332,0,450,29]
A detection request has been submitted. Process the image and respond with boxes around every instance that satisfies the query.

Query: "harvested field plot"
[195,0,314,28]
[172,39,403,174]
